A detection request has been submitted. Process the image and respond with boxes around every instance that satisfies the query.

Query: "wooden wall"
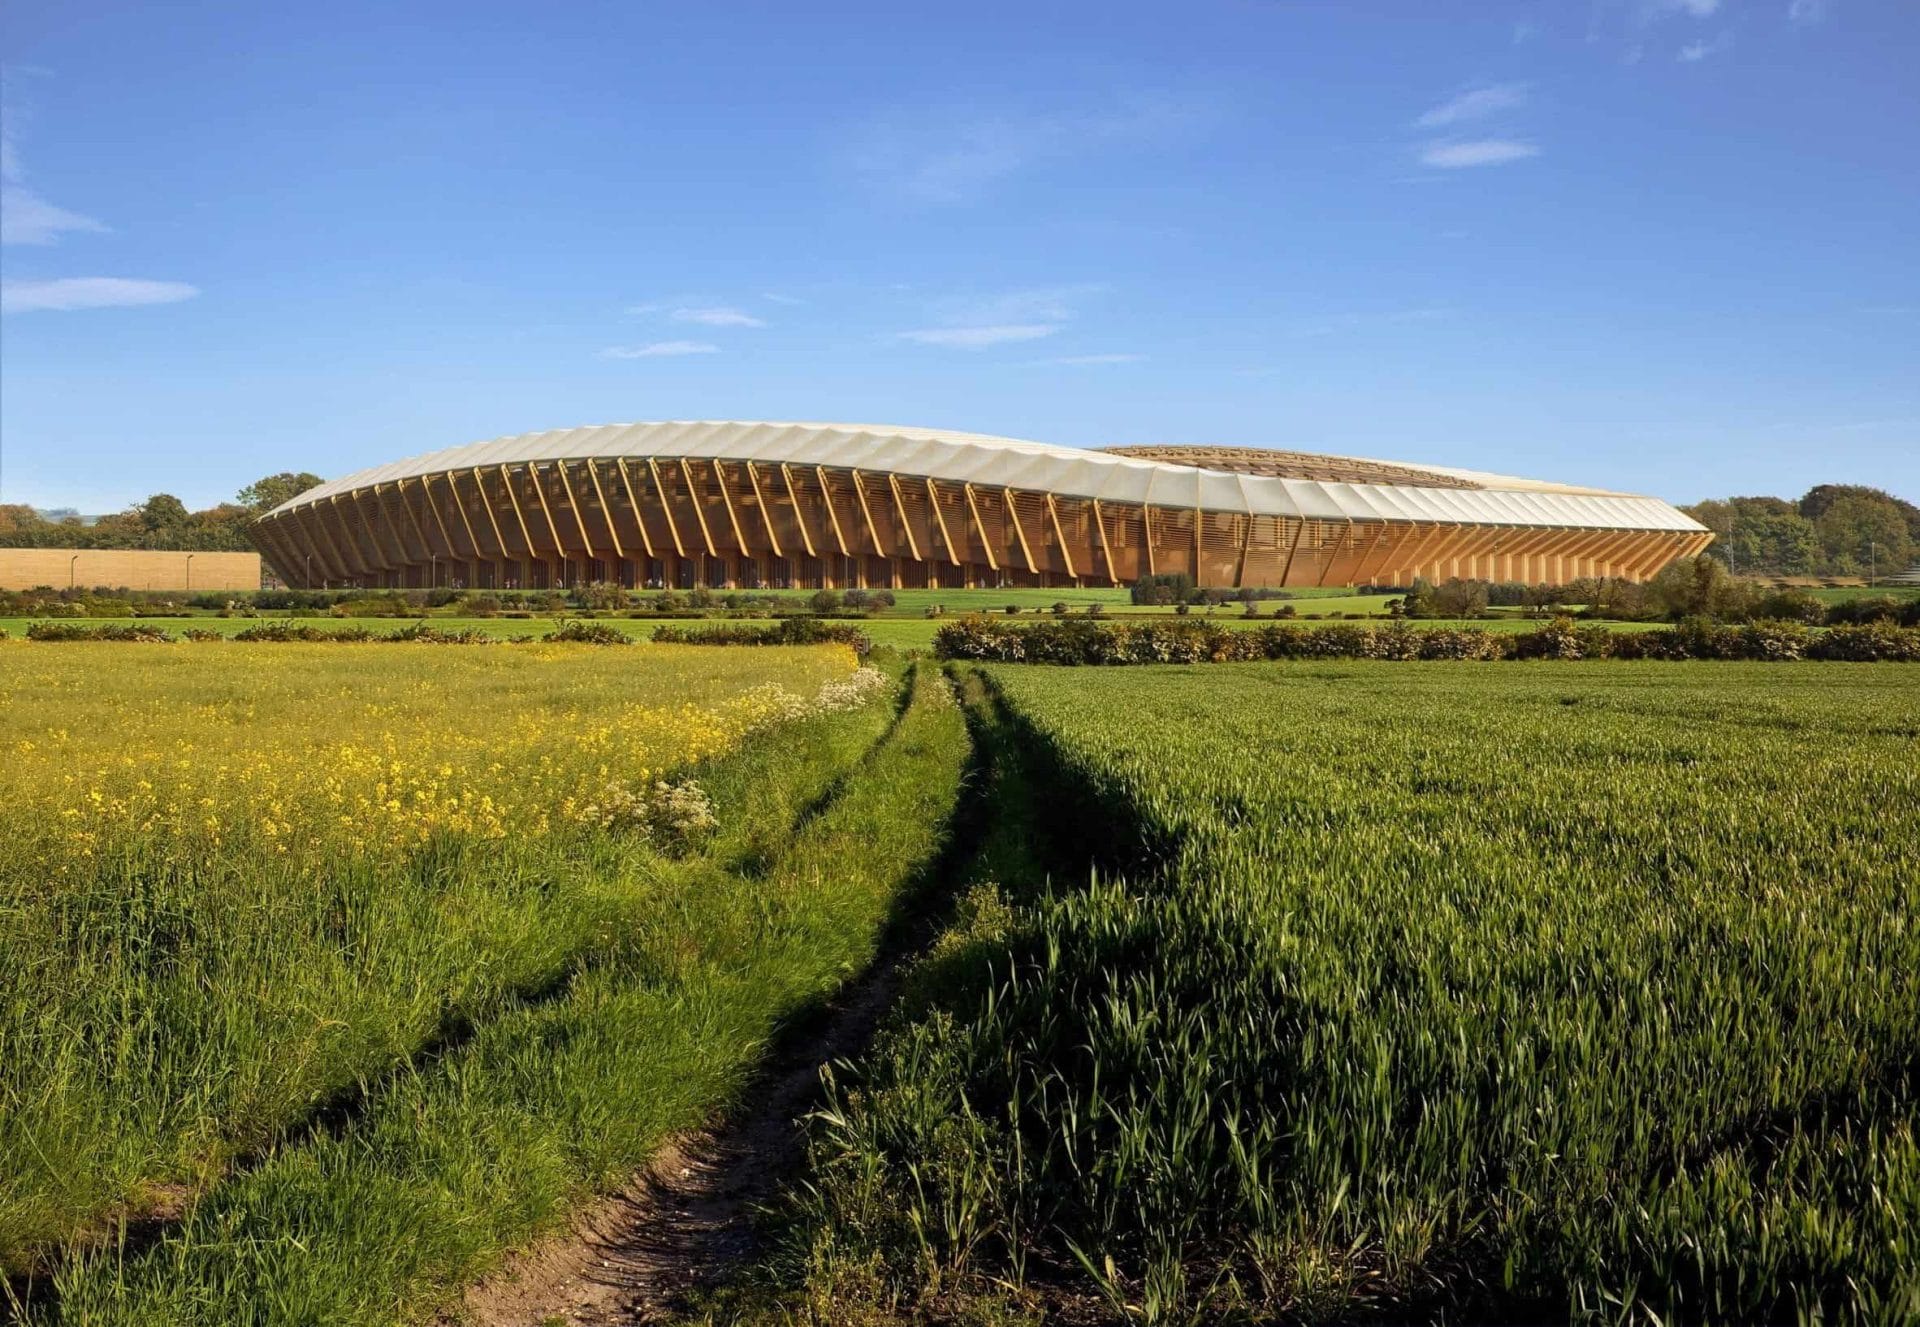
[0,548,261,592]
[252,459,1710,591]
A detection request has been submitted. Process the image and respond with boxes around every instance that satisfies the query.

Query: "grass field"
[0,642,974,1323]
[8,634,1915,1324]
[773,661,1920,1325]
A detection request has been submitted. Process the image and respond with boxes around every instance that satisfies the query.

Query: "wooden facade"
[251,455,1712,591]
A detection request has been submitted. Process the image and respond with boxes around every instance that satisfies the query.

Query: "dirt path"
[456,955,909,1326]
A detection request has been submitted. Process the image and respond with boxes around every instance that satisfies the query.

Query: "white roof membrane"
[266,421,1706,534]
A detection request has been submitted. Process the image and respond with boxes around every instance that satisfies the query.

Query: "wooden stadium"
[250,421,1713,590]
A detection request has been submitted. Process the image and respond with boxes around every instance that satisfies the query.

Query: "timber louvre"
[252,421,1713,590]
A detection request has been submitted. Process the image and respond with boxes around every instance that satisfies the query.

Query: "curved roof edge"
[266,421,1708,533]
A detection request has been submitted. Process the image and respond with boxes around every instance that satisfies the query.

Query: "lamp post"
[184,553,195,592]
[1869,540,1877,588]
[69,553,79,589]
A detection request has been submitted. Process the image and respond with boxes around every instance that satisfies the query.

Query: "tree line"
[1682,483,1917,578]
[0,473,322,551]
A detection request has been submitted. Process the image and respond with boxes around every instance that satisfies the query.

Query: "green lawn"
[1803,584,1920,604]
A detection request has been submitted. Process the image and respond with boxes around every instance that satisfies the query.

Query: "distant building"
[250,421,1711,590]
[0,548,261,592]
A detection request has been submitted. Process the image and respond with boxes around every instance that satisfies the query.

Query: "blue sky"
[1,0,1915,511]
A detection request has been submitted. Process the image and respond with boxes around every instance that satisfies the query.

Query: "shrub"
[808,589,844,614]
[1825,595,1909,626]
[1739,619,1815,662]
[575,581,630,611]
[545,620,630,645]
[1751,588,1826,625]
[233,622,377,642]
[384,624,495,644]
[1512,616,1589,660]
[329,592,429,619]
[1004,605,1021,615]
[1810,621,1920,662]
[930,616,1920,666]
[26,622,174,642]
[649,617,872,656]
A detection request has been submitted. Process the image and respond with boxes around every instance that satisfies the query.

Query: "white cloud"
[1658,0,1720,15]
[934,284,1102,327]
[900,284,1106,349]
[899,324,1061,349]
[761,292,804,305]
[1415,83,1529,128]
[1418,139,1540,169]
[1787,0,1830,24]
[851,95,1203,205]
[671,305,766,328]
[1040,353,1144,365]
[1,277,199,313]
[1678,31,1732,60]
[598,340,720,358]
[0,129,107,245]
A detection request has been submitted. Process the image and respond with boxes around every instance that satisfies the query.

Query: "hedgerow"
[650,616,874,655]
[931,614,1920,664]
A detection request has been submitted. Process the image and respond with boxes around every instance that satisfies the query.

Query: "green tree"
[1682,496,1818,575]
[1800,484,1920,541]
[237,472,324,512]
[1648,554,1757,619]
[1814,495,1912,578]
[136,494,190,534]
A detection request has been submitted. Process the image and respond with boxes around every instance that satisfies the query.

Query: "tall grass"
[0,642,859,1277]
[34,664,969,1325]
[777,662,1920,1324]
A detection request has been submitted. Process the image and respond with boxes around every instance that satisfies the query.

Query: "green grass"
[0,643,868,1286]
[1804,585,1920,604]
[38,665,970,1325]
[768,661,1920,1325]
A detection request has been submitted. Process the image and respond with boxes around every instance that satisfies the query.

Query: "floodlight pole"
[1869,540,1876,587]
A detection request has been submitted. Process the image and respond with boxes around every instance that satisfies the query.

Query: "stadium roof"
[271,421,1707,533]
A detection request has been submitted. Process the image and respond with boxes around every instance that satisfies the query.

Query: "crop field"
[1,642,970,1322]
[7,637,1917,1326]
[784,662,1920,1325]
